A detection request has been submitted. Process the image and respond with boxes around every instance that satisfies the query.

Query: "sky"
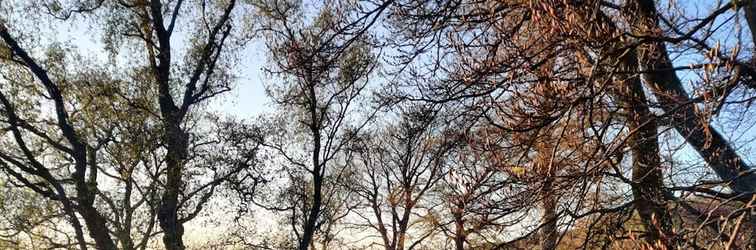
[207,40,271,119]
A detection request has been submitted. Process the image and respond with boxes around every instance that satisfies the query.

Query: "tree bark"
[540,177,558,250]
[78,204,118,250]
[299,79,323,250]
[147,1,189,248]
[453,206,466,250]
[629,0,756,194]
[625,6,756,246]
[158,122,187,250]
[738,3,756,247]
[614,50,674,247]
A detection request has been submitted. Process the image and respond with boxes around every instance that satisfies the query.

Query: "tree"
[378,0,756,247]
[436,129,518,250]
[0,24,121,250]
[252,0,387,248]
[0,1,251,249]
[351,103,458,250]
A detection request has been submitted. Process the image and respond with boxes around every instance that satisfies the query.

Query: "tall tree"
[253,0,387,248]
[0,23,119,250]
[131,1,239,249]
[0,1,250,249]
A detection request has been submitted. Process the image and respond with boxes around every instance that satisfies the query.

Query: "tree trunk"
[77,147,118,250]
[744,1,756,52]
[299,169,323,250]
[628,4,756,246]
[629,0,756,194]
[55,186,89,250]
[120,179,136,250]
[150,1,188,246]
[158,122,187,250]
[396,190,413,250]
[614,50,674,247]
[453,209,465,250]
[738,3,756,248]
[79,205,118,250]
[0,26,118,250]
[540,177,558,250]
[300,82,323,250]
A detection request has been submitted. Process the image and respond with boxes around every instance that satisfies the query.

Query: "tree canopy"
[1,0,756,249]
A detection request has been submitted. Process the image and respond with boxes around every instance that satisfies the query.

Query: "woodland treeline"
[0,0,755,249]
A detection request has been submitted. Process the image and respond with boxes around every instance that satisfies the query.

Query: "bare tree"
[350,103,458,250]
[252,0,387,248]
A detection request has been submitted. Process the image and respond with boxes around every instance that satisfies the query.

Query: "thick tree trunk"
[158,122,187,250]
[639,44,756,192]
[626,5,756,245]
[79,205,118,250]
[615,51,674,247]
[629,0,756,194]
[452,207,465,250]
[738,3,756,248]
[744,1,756,51]
[150,1,188,247]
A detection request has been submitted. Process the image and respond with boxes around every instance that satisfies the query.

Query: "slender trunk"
[453,208,465,250]
[370,197,392,250]
[540,177,558,250]
[300,169,323,250]
[121,177,136,250]
[533,138,558,250]
[370,199,391,250]
[300,81,323,250]
[396,188,413,250]
[612,50,674,247]
[396,227,406,250]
